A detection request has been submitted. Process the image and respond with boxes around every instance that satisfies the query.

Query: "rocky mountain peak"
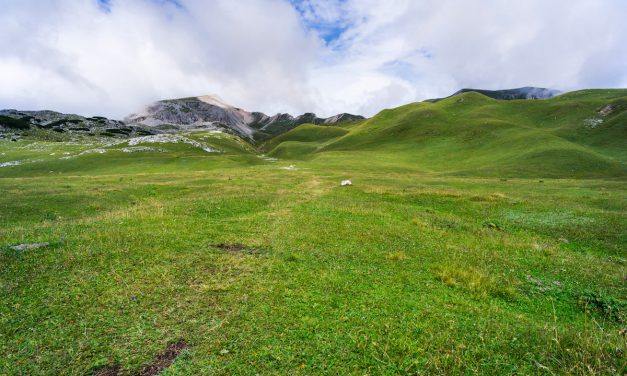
[125,95,365,142]
[196,95,232,109]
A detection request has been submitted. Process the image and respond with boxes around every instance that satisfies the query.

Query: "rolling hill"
[265,89,627,178]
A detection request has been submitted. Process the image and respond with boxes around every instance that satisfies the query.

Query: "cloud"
[0,0,320,118]
[304,0,627,116]
[0,0,625,118]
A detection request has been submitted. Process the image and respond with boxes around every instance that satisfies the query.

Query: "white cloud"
[0,0,320,118]
[307,0,627,115]
[0,0,625,118]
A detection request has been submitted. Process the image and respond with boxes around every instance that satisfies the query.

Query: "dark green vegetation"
[0,115,31,130]
[1,90,626,375]
[251,117,301,143]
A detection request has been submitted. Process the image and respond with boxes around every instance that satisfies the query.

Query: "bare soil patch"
[93,340,189,376]
[139,340,190,376]
[214,243,258,254]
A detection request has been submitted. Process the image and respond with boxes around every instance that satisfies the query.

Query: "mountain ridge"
[424,86,561,103]
[0,109,153,139]
[124,95,365,142]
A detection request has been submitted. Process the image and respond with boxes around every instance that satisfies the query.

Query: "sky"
[1,0,626,119]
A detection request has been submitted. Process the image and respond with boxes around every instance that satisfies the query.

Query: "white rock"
[11,242,49,251]
[127,134,222,153]
[583,118,603,128]
[120,146,163,153]
[0,161,22,167]
[341,180,352,186]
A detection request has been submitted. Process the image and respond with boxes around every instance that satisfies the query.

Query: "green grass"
[261,124,349,152]
[266,89,627,178]
[1,90,626,375]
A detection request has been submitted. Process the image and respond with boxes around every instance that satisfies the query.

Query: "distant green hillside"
[266,89,627,178]
[261,124,351,158]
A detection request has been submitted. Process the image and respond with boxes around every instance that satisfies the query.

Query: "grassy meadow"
[1,90,626,375]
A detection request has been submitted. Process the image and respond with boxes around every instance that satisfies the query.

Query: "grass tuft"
[435,264,518,300]
[386,251,408,261]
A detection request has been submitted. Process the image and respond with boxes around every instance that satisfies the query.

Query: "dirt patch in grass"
[94,340,189,376]
[139,340,190,376]
[214,243,259,254]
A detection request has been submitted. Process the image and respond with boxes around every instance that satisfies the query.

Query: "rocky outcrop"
[0,109,154,137]
[125,95,365,141]
[323,113,366,124]
[126,95,256,138]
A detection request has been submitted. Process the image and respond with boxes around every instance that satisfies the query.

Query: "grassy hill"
[266,89,627,178]
[261,124,351,159]
[1,90,626,375]
[0,131,261,178]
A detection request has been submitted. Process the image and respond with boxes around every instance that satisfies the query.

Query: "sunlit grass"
[1,89,625,374]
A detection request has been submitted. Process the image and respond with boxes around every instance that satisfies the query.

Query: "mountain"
[0,109,154,138]
[124,95,365,141]
[1,88,624,179]
[424,87,561,103]
[264,89,627,178]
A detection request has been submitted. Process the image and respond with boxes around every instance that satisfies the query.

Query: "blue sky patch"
[97,0,111,12]
[98,0,184,13]
[289,0,350,45]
